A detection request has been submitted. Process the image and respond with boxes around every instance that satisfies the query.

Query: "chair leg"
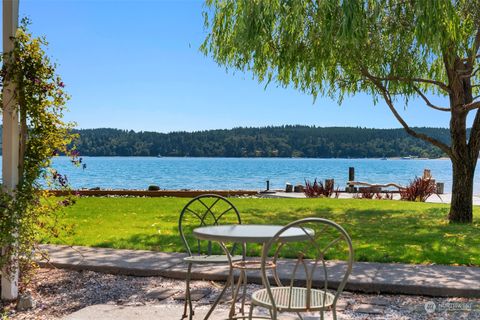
[204,264,233,320]
[182,288,187,319]
[332,307,337,320]
[183,263,194,320]
[269,307,276,320]
[229,269,244,318]
[248,303,255,320]
[240,270,248,315]
[182,265,188,319]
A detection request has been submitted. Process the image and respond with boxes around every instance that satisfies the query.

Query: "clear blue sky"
[9,0,459,132]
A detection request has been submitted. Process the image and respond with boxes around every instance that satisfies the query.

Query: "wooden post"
[348,167,355,181]
[347,167,355,193]
[1,0,20,301]
[436,182,445,194]
[285,183,293,193]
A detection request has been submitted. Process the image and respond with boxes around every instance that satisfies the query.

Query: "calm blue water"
[30,156,479,193]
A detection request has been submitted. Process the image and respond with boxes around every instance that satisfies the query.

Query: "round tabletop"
[193,224,313,243]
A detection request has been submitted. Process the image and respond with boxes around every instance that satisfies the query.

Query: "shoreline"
[48,189,480,205]
[48,189,466,205]
[50,155,452,160]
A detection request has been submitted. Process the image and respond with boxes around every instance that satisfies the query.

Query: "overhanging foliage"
[202,0,480,222]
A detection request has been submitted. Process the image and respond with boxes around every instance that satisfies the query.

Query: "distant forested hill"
[64,126,452,158]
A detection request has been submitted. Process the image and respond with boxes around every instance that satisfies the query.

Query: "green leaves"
[202,0,478,100]
[0,20,77,280]
[202,1,480,223]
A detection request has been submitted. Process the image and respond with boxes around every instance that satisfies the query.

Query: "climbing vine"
[0,19,78,285]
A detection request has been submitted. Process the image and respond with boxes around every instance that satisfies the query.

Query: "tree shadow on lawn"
[95,233,185,253]
[240,204,479,266]
[89,204,478,266]
[337,206,479,266]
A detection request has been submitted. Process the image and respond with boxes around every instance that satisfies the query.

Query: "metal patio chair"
[179,194,243,320]
[248,217,354,320]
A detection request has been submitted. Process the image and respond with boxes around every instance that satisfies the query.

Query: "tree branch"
[366,74,451,93]
[362,71,452,156]
[461,54,480,63]
[413,85,451,111]
[464,101,480,112]
[460,67,480,79]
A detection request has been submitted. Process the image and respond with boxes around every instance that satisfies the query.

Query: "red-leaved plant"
[304,179,334,198]
[399,177,438,202]
[357,188,375,199]
[334,187,341,199]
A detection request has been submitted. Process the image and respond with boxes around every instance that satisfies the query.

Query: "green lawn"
[42,197,480,266]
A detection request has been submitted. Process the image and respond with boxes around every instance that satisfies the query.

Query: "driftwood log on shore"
[347,181,405,189]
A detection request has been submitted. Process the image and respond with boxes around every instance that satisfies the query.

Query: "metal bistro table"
[193,224,314,320]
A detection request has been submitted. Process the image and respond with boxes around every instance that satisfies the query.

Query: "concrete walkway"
[64,305,228,320]
[38,244,480,298]
[64,304,309,320]
[262,191,480,205]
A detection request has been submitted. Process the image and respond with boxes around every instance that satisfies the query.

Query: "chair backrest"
[179,194,242,256]
[261,217,354,311]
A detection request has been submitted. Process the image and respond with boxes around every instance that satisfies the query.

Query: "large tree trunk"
[448,110,474,223]
[449,156,475,223]
[447,56,476,223]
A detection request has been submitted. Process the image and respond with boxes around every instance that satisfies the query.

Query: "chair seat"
[251,287,335,311]
[183,254,243,264]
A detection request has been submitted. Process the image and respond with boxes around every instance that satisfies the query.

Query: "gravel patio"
[1,268,479,320]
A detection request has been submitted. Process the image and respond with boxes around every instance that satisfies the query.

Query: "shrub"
[374,191,395,200]
[304,179,334,198]
[399,177,437,202]
[333,187,341,199]
[357,188,375,199]
[0,20,78,288]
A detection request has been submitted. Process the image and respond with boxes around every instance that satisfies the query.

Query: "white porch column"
[1,0,20,301]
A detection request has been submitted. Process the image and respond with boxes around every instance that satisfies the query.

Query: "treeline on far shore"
[0,125,453,158]
[65,126,450,158]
